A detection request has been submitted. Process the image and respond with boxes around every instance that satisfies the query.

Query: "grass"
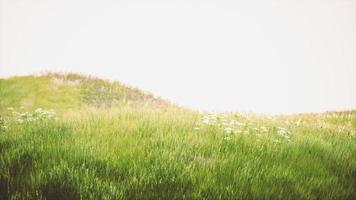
[0,73,355,199]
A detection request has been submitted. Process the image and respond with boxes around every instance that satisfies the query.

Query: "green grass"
[0,73,355,199]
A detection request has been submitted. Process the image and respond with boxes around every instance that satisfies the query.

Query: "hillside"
[0,73,355,200]
[0,72,171,113]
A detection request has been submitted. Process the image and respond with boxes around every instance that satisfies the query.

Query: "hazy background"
[1,0,355,114]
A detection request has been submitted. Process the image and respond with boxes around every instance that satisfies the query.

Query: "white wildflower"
[277,127,287,135]
[224,136,232,141]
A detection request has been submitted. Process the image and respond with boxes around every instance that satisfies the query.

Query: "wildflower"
[276,127,292,141]
[224,136,232,141]
[7,107,14,111]
[12,108,56,123]
[277,127,287,135]
[274,139,281,144]
[194,127,200,131]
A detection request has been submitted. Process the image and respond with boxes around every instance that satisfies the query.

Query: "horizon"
[1,0,356,114]
[1,70,355,116]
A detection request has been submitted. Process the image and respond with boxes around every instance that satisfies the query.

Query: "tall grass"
[0,73,355,199]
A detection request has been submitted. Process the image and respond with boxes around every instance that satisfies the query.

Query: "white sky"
[1,0,355,114]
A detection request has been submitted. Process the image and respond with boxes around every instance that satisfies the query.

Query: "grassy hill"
[0,72,170,113]
[0,73,355,199]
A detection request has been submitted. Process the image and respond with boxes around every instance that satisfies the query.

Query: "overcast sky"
[1,0,355,114]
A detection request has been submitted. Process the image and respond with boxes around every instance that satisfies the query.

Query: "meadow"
[0,73,355,199]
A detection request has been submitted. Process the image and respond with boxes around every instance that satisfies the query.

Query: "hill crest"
[0,72,171,112]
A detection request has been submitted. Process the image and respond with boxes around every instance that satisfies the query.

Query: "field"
[0,73,355,199]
